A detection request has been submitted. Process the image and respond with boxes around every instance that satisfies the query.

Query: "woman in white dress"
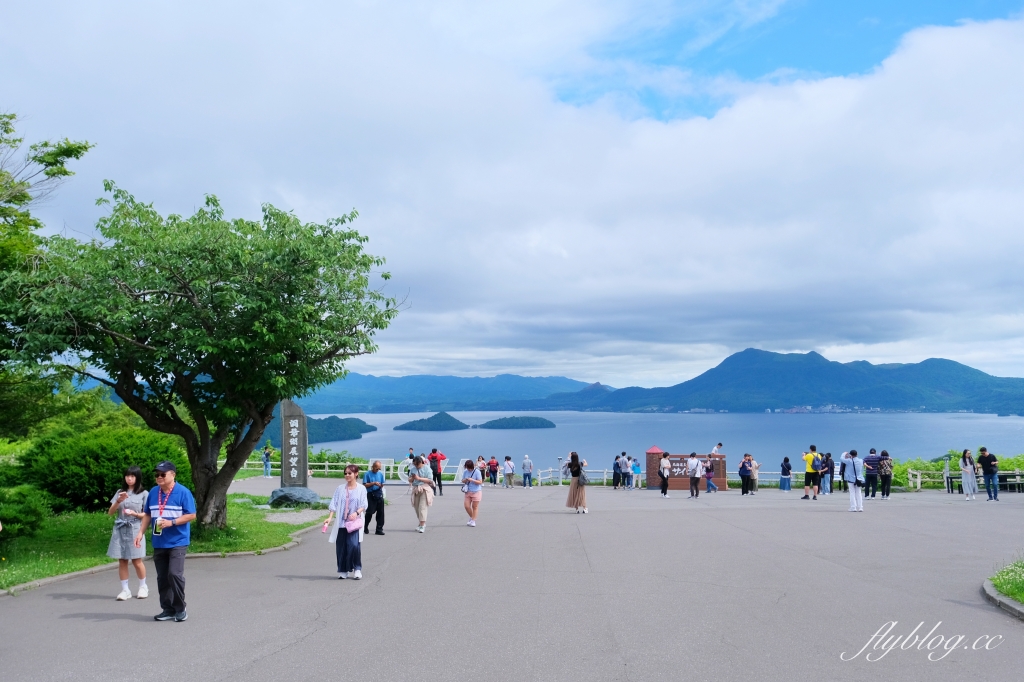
[960,449,979,500]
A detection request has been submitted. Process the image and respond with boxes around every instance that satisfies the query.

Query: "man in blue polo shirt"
[135,460,196,622]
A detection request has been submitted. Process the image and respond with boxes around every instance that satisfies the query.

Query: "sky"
[3,1,1024,387]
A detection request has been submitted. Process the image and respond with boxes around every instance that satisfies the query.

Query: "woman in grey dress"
[107,466,149,600]
[960,449,979,500]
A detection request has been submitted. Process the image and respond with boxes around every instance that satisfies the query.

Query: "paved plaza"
[1,482,1022,682]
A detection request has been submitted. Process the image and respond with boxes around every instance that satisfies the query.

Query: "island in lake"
[475,416,555,429]
[393,411,469,431]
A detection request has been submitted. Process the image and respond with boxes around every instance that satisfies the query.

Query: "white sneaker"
[664,495,670,499]
[467,519,474,526]
[469,520,476,527]
[338,572,348,579]
[352,570,362,580]
[417,526,425,533]
[116,589,131,601]
[136,585,149,599]
[582,508,588,514]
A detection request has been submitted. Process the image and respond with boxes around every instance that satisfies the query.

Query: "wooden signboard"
[645,449,728,491]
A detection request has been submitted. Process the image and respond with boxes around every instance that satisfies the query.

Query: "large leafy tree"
[0,112,92,435]
[6,184,397,527]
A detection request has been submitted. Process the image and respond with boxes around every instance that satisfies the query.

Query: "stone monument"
[280,398,308,488]
[268,399,320,507]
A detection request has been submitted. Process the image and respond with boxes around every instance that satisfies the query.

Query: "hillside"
[521,349,1024,414]
[393,412,470,431]
[296,373,590,413]
[475,416,556,429]
[264,415,376,447]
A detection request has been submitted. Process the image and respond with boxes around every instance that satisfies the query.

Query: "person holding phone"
[135,460,196,622]
[107,465,149,601]
[408,455,435,533]
[842,450,865,512]
[462,459,483,526]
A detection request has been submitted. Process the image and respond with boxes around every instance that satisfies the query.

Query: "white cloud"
[3,4,1024,385]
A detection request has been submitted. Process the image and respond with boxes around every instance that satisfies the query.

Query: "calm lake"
[308,411,1024,472]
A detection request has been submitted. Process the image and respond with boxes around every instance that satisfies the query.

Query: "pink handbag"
[342,490,362,532]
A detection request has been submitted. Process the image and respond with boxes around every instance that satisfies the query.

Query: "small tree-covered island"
[475,416,555,429]
[393,411,469,431]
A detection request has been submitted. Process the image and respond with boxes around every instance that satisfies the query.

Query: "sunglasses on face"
[155,472,169,478]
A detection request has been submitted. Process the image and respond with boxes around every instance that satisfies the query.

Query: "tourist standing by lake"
[487,456,499,486]
[408,456,435,533]
[820,453,834,495]
[842,451,864,512]
[960,449,979,501]
[564,452,588,513]
[878,450,893,499]
[801,445,820,500]
[659,451,671,498]
[136,460,196,622]
[462,459,483,526]
[977,447,999,501]
[612,455,622,490]
[623,454,633,489]
[363,460,385,535]
[107,466,149,601]
[863,449,881,499]
[522,455,533,488]
[779,457,792,491]
[326,464,367,579]
[739,454,753,495]
[428,448,447,496]
[704,455,718,493]
[687,452,703,498]
[712,443,722,455]
[750,456,761,494]
[632,457,642,490]
[261,445,273,478]
[503,456,516,488]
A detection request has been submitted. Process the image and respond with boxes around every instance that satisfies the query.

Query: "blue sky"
[3,1,1024,385]
[561,1,1024,117]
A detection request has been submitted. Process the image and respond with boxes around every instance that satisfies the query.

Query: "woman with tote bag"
[564,452,588,513]
[325,465,368,579]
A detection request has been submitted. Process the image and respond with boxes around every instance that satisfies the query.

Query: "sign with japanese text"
[279,399,308,488]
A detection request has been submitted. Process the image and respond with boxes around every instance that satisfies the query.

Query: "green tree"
[5,183,397,527]
[0,112,92,434]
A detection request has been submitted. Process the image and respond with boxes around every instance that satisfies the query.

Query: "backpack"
[811,454,822,472]
[429,457,440,473]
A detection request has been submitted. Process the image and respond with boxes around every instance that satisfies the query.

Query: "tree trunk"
[187,416,272,529]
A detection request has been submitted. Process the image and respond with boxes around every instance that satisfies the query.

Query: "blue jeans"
[523,473,533,487]
[820,476,831,494]
[706,478,718,492]
[625,474,633,488]
[984,473,999,500]
[779,476,791,491]
[263,462,271,477]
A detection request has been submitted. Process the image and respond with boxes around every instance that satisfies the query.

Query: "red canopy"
[646,446,665,455]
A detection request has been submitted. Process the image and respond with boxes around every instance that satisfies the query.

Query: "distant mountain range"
[297,373,590,413]
[298,350,1024,415]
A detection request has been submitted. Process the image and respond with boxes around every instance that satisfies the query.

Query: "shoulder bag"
[342,491,362,532]
[578,468,589,485]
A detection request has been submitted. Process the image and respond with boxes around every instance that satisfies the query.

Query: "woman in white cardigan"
[325,464,368,579]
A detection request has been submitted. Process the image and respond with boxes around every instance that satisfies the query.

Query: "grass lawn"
[991,560,1024,604]
[0,494,325,590]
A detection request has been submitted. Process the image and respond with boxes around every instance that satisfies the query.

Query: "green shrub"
[20,427,190,511]
[0,485,51,540]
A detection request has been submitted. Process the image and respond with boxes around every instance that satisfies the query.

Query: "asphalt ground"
[1,481,1022,682]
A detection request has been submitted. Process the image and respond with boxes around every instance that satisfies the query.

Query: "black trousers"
[689,477,700,497]
[153,546,187,614]
[865,474,878,498]
[741,476,752,495]
[433,470,443,494]
[613,471,621,488]
[879,474,892,497]
[364,495,385,532]
[659,472,669,495]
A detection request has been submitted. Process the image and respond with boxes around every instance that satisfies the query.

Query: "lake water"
[307,410,1024,473]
